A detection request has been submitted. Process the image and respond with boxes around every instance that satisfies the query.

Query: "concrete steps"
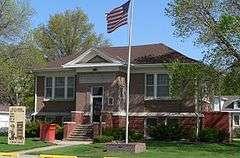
[66,124,93,141]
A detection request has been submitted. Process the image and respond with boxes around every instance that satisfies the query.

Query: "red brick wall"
[129,117,145,133]
[130,73,195,113]
[36,76,75,114]
[203,112,230,133]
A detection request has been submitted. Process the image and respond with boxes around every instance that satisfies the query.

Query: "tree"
[0,0,33,43]
[166,0,240,96]
[166,0,240,70]
[168,62,221,111]
[33,8,110,60]
[168,61,221,137]
[0,41,46,110]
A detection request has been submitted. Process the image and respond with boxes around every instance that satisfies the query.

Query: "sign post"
[8,106,26,145]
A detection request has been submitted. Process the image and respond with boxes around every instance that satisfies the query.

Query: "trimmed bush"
[199,128,229,143]
[103,128,144,142]
[103,128,125,141]
[25,121,40,138]
[93,135,114,143]
[129,130,144,142]
[149,123,183,141]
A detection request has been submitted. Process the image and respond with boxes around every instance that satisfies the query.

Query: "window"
[145,74,170,99]
[108,97,114,105]
[45,77,53,98]
[157,74,169,97]
[146,74,154,97]
[67,77,75,99]
[92,87,103,96]
[233,115,240,126]
[45,76,75,100]
[235,101,240,109]
[55,77,65,99]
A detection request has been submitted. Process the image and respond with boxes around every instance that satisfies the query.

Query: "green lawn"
[33,140,240,158]
[0,137,50,152]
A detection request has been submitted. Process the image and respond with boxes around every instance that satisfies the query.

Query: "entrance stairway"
[66,124,93,141]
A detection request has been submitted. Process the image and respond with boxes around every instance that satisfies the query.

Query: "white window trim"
[233,114,240,127]
[144,73,171,100]
[44,76,75,101]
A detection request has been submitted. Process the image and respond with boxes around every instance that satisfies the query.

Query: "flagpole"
[126,0,134,144]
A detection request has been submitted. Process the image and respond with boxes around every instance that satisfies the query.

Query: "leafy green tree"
[166,0,240,70]
[33,8,110,60]
[166,0,240,96]
[0,0,33,43]
[0,42,46,109]
[168,62,221,112]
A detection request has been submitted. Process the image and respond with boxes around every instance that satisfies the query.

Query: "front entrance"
[91,86,104,122]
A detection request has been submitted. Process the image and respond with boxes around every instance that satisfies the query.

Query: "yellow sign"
[8,106,26,145]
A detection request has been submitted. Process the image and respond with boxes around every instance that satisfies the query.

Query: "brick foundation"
[63,122,77,140]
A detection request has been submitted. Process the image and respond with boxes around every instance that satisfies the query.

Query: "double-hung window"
[145,74,170,99]
[45,76,75,100]
[55,77,65,99]
[67,77,75,99]
[45,77,53,99]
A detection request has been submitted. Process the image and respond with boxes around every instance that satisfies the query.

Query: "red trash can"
[40,123,56,142]
[45,124,56,142]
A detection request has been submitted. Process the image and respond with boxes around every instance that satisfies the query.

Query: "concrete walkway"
[0,141,92,158]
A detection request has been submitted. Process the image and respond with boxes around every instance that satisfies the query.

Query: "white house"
[212,96,240,129]
[0,104,9,132]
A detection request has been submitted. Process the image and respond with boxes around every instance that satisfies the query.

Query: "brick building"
[33,43,202,140]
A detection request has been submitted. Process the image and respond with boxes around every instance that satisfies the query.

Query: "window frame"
[44,76,75,101]
[45,77,53,99]
[233,114,240,127]
[144,73,171,100]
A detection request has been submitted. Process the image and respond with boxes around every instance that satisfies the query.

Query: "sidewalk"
[4,141,92,158]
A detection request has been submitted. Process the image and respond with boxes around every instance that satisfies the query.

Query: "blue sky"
[30,0,204,60]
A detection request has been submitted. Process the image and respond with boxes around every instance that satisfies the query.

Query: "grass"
[33,140,240,158]
[0,136,50,152]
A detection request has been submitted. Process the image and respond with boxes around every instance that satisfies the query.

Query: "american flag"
[106,1,130,33]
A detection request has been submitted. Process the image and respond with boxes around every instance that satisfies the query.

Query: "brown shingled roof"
[42,43,197,69]
[99,43,197,64]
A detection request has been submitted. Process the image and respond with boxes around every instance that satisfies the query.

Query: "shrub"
[56,125,64,140]
[25,121,40,138]
[103,128,144,142]
[182,128,196,141]
[103,128,125,141]
[234,128,240,138]
[93,135,114,143]
[0,131,7,137]
[149,123,183,141]
[199,128,229,143]
[129,130,144,142]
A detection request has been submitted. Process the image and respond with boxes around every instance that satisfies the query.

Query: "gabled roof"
[39,43,197,70]
[221,96,240,111]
